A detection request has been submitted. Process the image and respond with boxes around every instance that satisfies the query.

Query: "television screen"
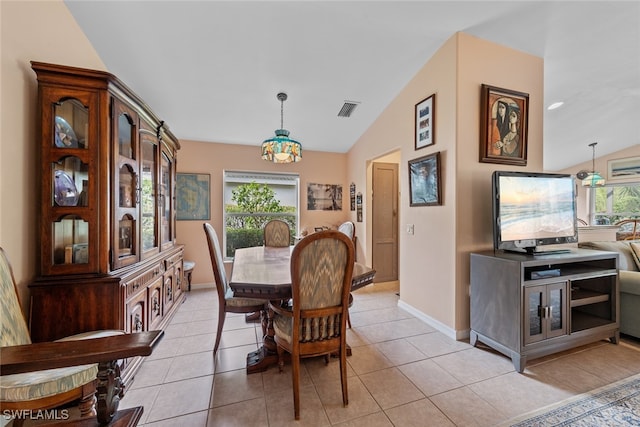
[493,171,577,254]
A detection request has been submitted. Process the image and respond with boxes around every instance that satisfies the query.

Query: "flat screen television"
[492,171,578,255]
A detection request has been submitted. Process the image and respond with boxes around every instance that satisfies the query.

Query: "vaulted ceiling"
[65,1,640,171]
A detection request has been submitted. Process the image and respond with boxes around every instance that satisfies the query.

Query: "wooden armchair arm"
[0,331,163,375]
[1,331,163,425]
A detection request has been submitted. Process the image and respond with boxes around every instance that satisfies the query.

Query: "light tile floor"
[120,282,640,426]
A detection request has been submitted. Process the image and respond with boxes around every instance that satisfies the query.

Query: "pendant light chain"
[280,97,284,129]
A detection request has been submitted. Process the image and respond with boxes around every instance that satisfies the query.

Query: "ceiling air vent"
[337,101,360,118]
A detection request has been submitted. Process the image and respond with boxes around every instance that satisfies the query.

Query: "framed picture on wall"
[415,94,435,150]
[176,173,210,220]
[408,152,442,206]
[480,84,528,166]
[608,156,640,180]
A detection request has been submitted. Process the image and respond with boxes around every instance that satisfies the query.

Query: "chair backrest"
[0,247,32,347]
[290,230,354,344]
[337,221,355,240]
[203,223,231,306]
[264,219,291,247]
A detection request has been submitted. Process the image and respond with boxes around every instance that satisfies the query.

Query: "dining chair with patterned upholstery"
[269,230,355,420]
[263,219,291,247]
[203,223,266,353]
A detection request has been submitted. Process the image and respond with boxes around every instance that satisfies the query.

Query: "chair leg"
[340,345,349,407]
[214,309,226,354]
[291,352,301,420]
[277,344,285,373]
[347,311,352,329]
[79,381,97,417]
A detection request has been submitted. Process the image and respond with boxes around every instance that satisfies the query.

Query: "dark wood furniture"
[470,249,619,372]
[269,231,354,420]
[229,245,376,373]
[1,330,163,426]
[28,62,184,382]
[183,261,195,291]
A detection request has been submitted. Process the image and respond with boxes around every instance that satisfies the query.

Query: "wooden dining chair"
[203,223,266,353]
[0,246,161,426]
[269,230,355,420]
[263,219,291,247]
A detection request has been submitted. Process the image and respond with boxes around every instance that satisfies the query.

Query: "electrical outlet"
[406,224,414,235]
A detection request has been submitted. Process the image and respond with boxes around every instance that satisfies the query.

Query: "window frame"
[223,170,300,258]
[589,181,640,225]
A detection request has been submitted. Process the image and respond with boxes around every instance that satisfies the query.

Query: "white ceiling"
[64,1,640,171]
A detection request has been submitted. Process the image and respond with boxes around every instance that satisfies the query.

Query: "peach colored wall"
[1,0,106,314]
[176,140,350,285]
[455,34,543,334]
[348,33,544,337]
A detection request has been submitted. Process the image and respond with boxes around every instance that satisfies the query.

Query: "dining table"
[229,245,376,374]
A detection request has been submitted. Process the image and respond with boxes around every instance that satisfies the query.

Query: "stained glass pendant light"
[261,92,302,163]
[581,142,605,187]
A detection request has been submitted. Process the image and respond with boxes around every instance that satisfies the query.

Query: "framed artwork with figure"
[480,84,528,166]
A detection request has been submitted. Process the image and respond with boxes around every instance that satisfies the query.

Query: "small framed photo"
[608,156,640,180]
[480,84,528,166]
[409,152,441,206]
[415,94,435,150]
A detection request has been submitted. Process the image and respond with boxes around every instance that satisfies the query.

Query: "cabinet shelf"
[572,311,615,332]
[571,288,610,307]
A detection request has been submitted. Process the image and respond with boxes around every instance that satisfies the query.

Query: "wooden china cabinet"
[28,62,184,380]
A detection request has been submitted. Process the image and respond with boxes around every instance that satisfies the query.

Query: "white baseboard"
[397,300,470,341]
[189,282,215,290]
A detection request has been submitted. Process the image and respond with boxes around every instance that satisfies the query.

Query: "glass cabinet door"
[160,149,173,248]
[140,130,159,258]
[524,282,567,345]
[524,285,544,344]
[546,282,567,339]
[112,100,139,269]
[41,91,97,275]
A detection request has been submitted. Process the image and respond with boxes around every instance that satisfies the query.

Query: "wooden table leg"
[246,306,281,374]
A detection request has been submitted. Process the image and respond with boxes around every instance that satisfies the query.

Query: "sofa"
[578,240,640,339]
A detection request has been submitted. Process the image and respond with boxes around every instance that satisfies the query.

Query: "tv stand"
[470,248,619,372]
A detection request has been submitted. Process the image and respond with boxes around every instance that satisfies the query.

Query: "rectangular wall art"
[176,173,210,220]
[480,84,529,166]
[415,94,435,150]
[608,156,640,180]
[307,183,342,211]
[408,152,442,206]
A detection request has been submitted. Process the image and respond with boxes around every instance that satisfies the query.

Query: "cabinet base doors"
[524,282,567,345]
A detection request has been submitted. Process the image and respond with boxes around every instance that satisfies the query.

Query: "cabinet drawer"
[165,252,183,269]
[125,262,165,297]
